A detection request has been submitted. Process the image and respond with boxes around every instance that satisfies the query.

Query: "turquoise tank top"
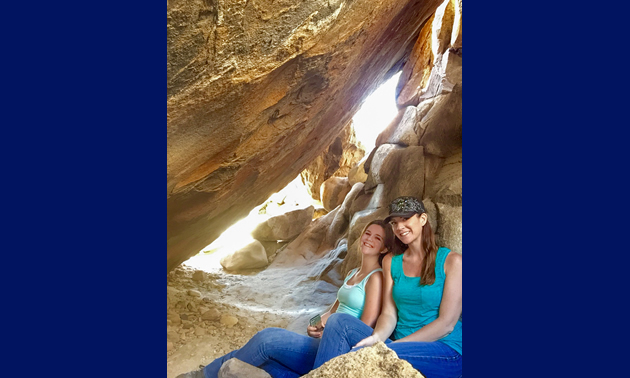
[336,268,383,318]
[391,247,462,355]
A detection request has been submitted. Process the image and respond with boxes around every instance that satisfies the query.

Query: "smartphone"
[309,314,322,328]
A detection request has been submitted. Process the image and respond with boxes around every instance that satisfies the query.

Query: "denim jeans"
[203,327,320,378]
[313,313,462,378]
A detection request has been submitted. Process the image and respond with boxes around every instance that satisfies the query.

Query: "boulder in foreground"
[302,342,425,378]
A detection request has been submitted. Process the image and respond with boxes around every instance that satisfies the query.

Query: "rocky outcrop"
[302,342,425,378]
[167,0,444,272]
[332,0,463,274]
[300,121,365,202]
[320,177,352,211]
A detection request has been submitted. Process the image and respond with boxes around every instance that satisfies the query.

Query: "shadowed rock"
[218,358,271,378]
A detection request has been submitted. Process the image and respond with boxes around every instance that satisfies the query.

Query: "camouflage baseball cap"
[384,196,426,223]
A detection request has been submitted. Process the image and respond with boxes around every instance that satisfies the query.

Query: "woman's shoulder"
[364,269,383,288]
[444,250,462,272]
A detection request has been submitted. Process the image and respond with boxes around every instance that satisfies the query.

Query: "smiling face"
[360,224,387,256]
[389,213,427,245]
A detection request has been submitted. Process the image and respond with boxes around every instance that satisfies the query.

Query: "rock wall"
[325,0,463,275]
[167,0,444,272]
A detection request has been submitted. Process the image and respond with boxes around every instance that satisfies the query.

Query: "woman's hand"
[353,334,380,348]
[307,325,324,338]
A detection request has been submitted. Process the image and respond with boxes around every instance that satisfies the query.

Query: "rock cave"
[167,0,462,377]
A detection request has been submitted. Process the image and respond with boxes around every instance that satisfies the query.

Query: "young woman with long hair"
[176,219,395,378]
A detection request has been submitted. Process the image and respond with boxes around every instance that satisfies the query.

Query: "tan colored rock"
[313,207,329,219]
[220,240,269,271]
[380,146,426,205]
[220,315,239,328]
[426,150,461,206]
[364,144,404,192]
[451,0,462,49]
[167,329,180,342]
[167,341,174,352]
[375,106,420,147]
[167,0,445,272]
[418,87,462,158]
[421,198,439,234]
[251,206,314,241]
[397,12,435,108]
[167,313,181,325]
[435,201,462,254]
[301,121,365,201]
[258,240,286,259]
[320,177,352,211]
[187,289,201,297]
[191,270,205,282]
[432,0,456,58]
[281,206,339,258]
[348,159,368,186]
[201,308,221,322]
[348,185,386,221]
[302,342,425,378]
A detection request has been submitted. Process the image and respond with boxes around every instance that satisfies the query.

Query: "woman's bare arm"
[359,271,383,327]
[355,254,397,347]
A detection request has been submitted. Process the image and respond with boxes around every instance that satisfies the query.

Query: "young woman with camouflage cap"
[311,196,462,378]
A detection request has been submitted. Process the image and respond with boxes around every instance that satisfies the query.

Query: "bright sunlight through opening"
[352,71,401,150]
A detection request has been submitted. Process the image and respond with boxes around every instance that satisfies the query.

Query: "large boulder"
[251,206,314,241]
[347,158,368,186]
[219,240,269,271]
[302,342,425,378]
[363,144,404,192]
[320,177,352,211]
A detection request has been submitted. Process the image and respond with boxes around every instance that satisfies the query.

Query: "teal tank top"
[391,247,462,355]
[335,268,383,318]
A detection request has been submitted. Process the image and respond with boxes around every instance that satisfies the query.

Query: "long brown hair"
[391,214,439,285]
[360,219,394,267]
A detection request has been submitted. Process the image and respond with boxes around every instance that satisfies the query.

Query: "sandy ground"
[167,245,340,378]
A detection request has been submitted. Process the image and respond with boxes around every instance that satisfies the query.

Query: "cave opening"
[182,71,402,273]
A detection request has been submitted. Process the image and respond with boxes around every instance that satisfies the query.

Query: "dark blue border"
[3,2,162,376]
[466,2,628,377]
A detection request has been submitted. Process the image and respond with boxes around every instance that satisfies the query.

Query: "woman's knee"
[325,312,355,330]
[249,327,295,347]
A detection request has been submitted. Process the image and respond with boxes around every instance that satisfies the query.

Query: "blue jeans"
[313,313,462,378]
[203,327,320,378]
